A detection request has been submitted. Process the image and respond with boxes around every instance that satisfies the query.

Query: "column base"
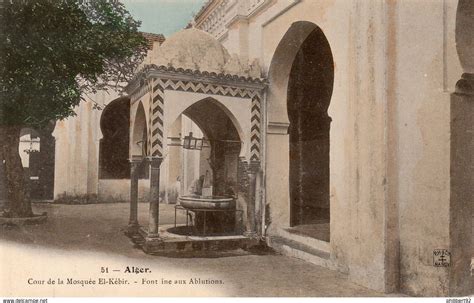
[143,234,164,253]
[125,223,140,236]
[145,232,161,240]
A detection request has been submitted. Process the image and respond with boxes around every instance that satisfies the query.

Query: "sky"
[121,0,207,37]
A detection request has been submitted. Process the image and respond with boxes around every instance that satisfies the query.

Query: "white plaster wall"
[222,23,239,55]
[53,89,122,199]
[219,0,303,70]
[18,134,40,168]
[247,0,464,295]
[181,115,204,194]
[394,0,463,296]
[238,0,391,292]
[98,179,150,202]
[53,119,68,198]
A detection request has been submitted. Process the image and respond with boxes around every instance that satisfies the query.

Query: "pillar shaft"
[128,158,142,233]
[148,157,162,237]
[244,166,258,237]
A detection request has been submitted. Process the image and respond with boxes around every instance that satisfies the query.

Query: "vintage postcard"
[0,0,472,300]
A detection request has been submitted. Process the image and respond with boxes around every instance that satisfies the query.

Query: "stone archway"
[181,97,242,197]
[266,21,334,235]
[162,98,243,234]
[287,26,334,231]
[99,97,130,179]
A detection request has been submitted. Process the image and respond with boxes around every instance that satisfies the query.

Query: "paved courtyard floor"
[0,202,387,297]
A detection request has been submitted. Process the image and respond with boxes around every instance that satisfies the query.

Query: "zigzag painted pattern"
[147,89,152,156]
[150,79,165,157]
[149,78,262,160]
[159,79,258,99]
[250,93,261,161]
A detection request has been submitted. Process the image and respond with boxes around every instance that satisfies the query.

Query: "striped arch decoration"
[150,79,165,157]
[146,77,263,161]
[146,81,152,157]
[250,93,262,162]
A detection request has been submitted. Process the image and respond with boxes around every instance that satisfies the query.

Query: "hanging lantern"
[183,132,204,150]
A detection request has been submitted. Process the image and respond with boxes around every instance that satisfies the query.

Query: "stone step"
[276,227,331,253]
[268,235,334,270]
[127,226,261,255]
[143,237,260,254]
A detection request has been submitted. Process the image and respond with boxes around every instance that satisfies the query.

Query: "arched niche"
[164,92,249,159]
[176,97,242,197]
[131,101,148,157]
[266,21,334,237]
[267,21,322,127]
[287,25,334,230]
[99,97,130,179]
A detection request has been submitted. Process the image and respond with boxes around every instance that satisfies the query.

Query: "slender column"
[128,156,142,234]
[147,157,163,238]
[244,163,259,237]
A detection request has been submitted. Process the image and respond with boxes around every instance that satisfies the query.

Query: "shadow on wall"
[0,160,6,208]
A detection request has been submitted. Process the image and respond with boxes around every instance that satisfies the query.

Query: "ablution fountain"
[175,135,240,236]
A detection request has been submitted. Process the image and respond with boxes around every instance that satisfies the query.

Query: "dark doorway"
[30,127,55,200]
[19,126,56,201]
[287,27,334,229]
[99,97,130,179]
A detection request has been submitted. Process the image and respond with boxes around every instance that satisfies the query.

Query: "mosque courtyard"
[0,202,386,297]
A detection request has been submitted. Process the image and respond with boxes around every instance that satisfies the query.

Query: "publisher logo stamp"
[433,249,451,267]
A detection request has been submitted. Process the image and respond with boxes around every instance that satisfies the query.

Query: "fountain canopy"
[125,27,266,246]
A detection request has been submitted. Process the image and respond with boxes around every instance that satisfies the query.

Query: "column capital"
[145,156,163,168]
[248,160,261,174]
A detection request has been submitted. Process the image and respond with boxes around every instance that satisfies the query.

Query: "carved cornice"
[126,64,267,95]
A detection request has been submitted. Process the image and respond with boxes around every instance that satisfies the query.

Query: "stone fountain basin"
[178,195,235,210]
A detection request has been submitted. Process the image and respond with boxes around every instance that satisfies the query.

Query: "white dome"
[152,28,230,73]
[150,28,262,78]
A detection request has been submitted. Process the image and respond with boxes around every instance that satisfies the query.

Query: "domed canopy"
[151,28,261,78]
